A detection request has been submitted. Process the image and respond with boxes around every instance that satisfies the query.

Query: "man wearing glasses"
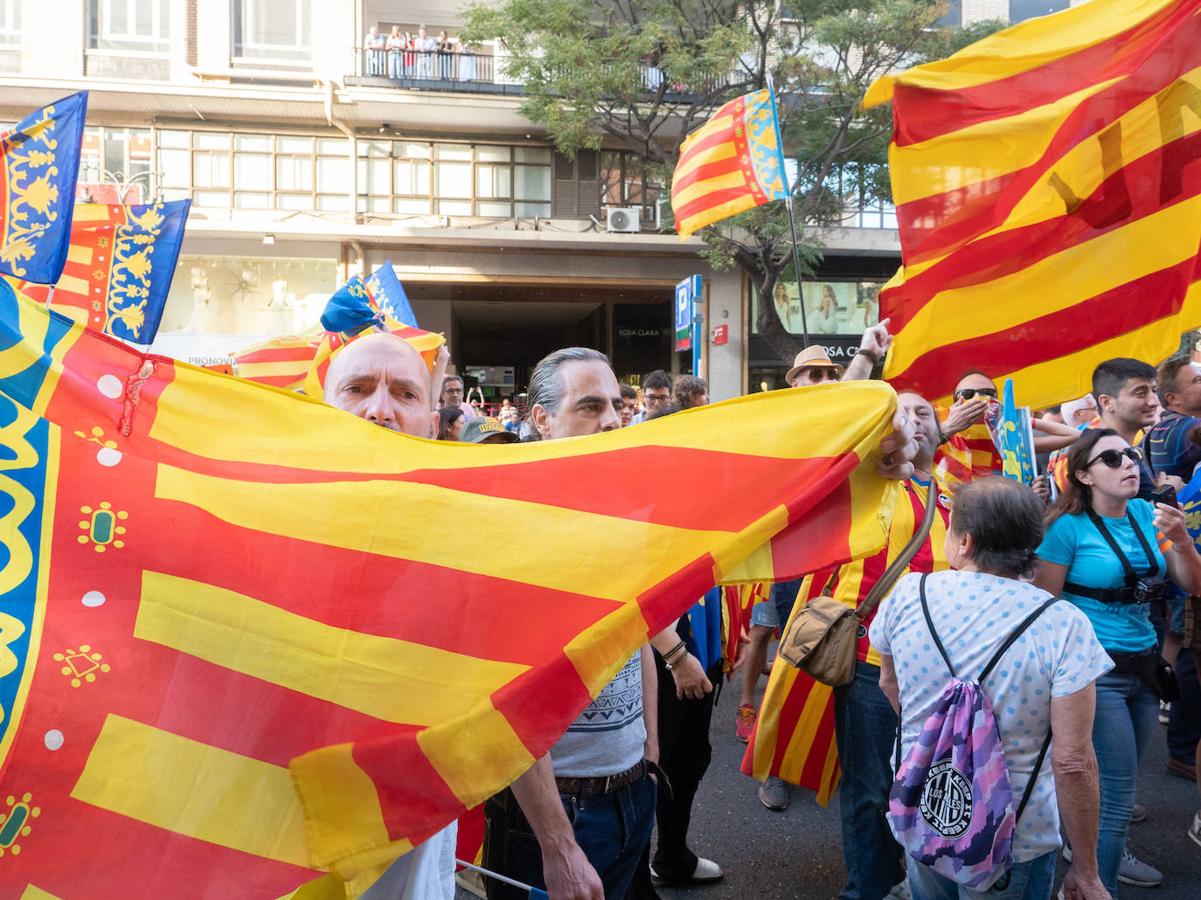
[629,370,673,425]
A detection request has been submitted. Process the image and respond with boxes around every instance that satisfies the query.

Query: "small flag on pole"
[0,92,88,284]
[671,89,790,237]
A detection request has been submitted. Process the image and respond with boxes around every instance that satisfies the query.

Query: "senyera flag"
[303,273,442,397]
[15,200,190,345]
[867,0,1201,409]
[671,87,790,237]
[230,326,325,390]
[0,280,900,896]
[0,92,87,285]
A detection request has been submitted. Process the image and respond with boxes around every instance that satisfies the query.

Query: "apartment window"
[356,141,551,218]
[0,0,19,44]
[89,0,170,52]
[157,130,349,211]
[79,127,153,203]
[233,0,311,62]
[599,151,662,215]
[1009,1,1069,22]
[830,163,896,229]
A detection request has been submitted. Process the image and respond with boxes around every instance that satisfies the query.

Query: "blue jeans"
[909,851,1055,900]
[387,50,402,78]
[483,772,656,899]
[1092,670,1158,895]
[834,661,904,900]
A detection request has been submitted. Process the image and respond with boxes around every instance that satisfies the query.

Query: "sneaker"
[1167,755,1197,782]
[1189,811,1201,849]
[758,776,791,811]
[1066,844,1163,887]
[1117,848,1162,887]
[649,859,723,886]
[1160,700,1172,725]
[1130,803,1147,824]
[689,858,723,883]
[735,704,757,742]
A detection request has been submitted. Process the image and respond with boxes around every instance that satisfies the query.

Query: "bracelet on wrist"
[854,349,878,363]
[665,651,691,671]
[661,640,685,662]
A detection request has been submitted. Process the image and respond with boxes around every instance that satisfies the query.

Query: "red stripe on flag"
[885,128,1201,331]
[678,125,738,165]
[894,13,1201,264]
[891,247,1201,397]
[352,732,469,845]
[891,0,1195,147]
[671,155,746,195]
[672,182,756,225]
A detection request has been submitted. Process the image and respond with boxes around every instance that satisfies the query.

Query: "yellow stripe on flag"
[136,570,528,726]
[865,0,1180,104]
[677,194,759,237]
[678,115,735,154]
[70,714,311,866]
[672,171,749,209]
[672,141,737,183]
[65,244,92,265]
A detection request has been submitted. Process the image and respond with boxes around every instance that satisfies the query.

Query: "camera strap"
[1084,508,1158,584]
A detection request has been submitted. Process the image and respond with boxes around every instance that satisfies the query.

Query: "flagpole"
[766,75,809,348]
[44,285,54,310]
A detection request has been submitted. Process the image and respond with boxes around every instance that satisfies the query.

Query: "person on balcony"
[363,25,385,76]
[386,26,405,80]
[437,30,453,79]
[403,31,415,76]
[415,25,435,78]
[457,39,476,81]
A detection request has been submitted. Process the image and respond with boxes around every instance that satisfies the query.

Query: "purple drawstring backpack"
[887,573,1057,891]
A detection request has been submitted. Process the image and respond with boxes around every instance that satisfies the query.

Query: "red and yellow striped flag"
[868,0,1201,409]
[742,480,950,803]
[671,88,791,237]
[231,326,325,390]
[0,281,900,895]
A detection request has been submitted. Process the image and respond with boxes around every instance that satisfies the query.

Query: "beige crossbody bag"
[777,486,938,686]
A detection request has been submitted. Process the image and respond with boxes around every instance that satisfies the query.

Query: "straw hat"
[785,345,844,384]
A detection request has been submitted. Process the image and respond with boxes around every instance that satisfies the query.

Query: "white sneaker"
[1189,811,1201,849]
[1159,700,1172,725]
[690,857,723,883]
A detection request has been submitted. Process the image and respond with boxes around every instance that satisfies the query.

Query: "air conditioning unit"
[606,207,641,233]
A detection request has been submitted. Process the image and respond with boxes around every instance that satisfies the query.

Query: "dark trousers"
[833,661,904,900]
[649,654,724,882]
[1168,642,1201,763]
[483,774,656,900]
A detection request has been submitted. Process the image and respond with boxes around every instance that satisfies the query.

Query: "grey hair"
[520,346,609,441]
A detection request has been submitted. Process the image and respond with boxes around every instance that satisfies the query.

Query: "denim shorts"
[750,578,804,629]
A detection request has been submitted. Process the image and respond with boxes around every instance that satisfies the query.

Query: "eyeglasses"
[1086,447,1142,469]
[954,388,999,401]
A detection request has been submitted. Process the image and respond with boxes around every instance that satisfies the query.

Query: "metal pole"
[784,194,810,348]
[456,859,548,898]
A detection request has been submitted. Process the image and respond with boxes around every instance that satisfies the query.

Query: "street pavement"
[458,673,1200,899]
[656,674,1201,900]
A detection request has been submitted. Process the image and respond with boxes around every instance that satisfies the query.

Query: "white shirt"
[362,821,457,900]
[870,570,1112,862]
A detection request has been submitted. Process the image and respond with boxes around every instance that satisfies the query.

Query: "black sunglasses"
[1086,447,1142,469]
[954,388,999,401]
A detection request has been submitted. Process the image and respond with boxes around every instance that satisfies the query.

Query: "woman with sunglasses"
[1035,428,1201,895]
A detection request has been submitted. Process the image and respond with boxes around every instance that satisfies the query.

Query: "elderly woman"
[872,477,1113,900]
[1034,428,1201,893]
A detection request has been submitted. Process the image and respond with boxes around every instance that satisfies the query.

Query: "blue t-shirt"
[1037,499,1163,653]
[1145,409,1201,480]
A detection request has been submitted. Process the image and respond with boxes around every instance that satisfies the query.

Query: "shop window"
[752,280,884,337]
[78,126,153,203]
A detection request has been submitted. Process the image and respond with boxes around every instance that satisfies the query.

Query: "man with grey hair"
[489,347,919,900]
[1062,394,1100,428]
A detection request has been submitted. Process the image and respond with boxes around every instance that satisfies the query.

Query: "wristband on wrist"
[661,640,685,663]
[854,348,878,363]
[665,650,690,671]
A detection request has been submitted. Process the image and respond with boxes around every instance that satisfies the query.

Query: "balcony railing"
[350,49,741,100]
[352,49,521,93]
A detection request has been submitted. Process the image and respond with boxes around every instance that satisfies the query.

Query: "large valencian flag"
[867,0,1201,409]
[0,280,900,896]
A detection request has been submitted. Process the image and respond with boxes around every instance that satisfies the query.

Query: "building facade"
[0,0,1074,401]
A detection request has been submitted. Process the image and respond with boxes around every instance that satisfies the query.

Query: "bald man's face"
[323,335,434,437]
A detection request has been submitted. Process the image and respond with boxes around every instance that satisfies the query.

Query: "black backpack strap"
[1084,509,1139,585]
[978,597,1060,683]
[918,572,957,679]
[1125,510,1159,574]
[1014,730,1053,824]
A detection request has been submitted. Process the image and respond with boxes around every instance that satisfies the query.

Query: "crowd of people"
[320,317,1201,900]
[363,24,482,81]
